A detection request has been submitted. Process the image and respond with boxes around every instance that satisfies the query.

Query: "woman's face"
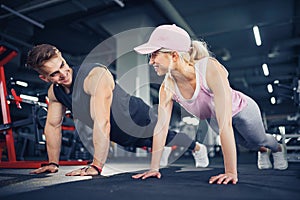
[148,50,172,76]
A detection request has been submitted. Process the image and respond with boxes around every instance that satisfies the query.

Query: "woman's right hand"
[132,170,161,180]
[209,172,238,184]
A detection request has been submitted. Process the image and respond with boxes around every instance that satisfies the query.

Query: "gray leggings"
[232,95,279,152]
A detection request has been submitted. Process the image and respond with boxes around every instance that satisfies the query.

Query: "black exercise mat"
[2,163,300,200]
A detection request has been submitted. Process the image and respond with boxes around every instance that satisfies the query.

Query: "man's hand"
[65,165,101,176]
[30,163,59,174]
[132,170,161,180]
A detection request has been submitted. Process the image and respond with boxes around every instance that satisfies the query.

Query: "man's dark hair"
[26,44,59,71]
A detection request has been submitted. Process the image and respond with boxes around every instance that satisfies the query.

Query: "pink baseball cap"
[134,24,191,54]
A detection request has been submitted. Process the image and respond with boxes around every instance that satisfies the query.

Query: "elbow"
[45,120,62,132]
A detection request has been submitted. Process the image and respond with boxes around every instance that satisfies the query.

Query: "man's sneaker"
[192,142,209,168]
[160,146,172,167]
[272,144,288,170]
[257,149,272,169]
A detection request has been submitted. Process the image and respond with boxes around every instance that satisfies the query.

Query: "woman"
[132,24,288,184]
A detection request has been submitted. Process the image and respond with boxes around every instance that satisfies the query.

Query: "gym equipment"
[7,89,47,160]
[8,91,91,161]
[0,44,17,163]
[0,44,88,168]
[267,78,300,162]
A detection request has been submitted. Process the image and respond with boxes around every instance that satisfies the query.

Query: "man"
[26,44,209,176]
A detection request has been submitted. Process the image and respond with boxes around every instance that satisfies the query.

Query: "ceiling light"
[113,0,125,7]
[270,97,276,104]
[253,25,262,46]
[267,84,273,93]
[262,63,269,76]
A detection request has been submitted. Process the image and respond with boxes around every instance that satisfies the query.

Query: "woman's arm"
[132,83,173,179]
[151,84,174,171]
[206,58,238,184]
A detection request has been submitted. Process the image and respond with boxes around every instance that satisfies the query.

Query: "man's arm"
[30,85,65,174]
[66,66,114,176]
[86,67,114,169]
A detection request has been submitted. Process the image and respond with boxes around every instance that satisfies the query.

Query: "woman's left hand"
[132,170,161,180]
[209,172,238,184]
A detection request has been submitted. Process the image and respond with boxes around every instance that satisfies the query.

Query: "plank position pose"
[132,24,288,184]
[26,44,209,176]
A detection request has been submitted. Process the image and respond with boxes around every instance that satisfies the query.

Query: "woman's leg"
[232,95,287,170]
[232,96,279,152]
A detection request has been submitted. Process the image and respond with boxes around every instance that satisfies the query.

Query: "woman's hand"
[132,170,161,180]
[209,172,238,184]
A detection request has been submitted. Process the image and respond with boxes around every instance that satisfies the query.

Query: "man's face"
[39,53,72,88]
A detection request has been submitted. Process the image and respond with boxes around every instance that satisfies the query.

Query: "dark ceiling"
[0,0,299,124]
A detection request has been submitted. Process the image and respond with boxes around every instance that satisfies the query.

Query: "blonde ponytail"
[177,40,210,66]
[189,40,210,63]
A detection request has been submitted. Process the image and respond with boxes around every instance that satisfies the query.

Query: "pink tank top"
[172,57,247,120]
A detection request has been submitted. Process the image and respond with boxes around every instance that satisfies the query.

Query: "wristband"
[90,164,102,175]
[41,162,59,168]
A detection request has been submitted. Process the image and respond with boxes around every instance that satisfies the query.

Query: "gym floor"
[1,152,299,200]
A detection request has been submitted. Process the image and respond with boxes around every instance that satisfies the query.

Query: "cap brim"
[134,43,161,54]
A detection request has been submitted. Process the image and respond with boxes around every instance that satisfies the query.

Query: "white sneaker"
[272,144,288,170]
[257,149,272,169]
[192,142,209,168]
[160,146,172,167]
